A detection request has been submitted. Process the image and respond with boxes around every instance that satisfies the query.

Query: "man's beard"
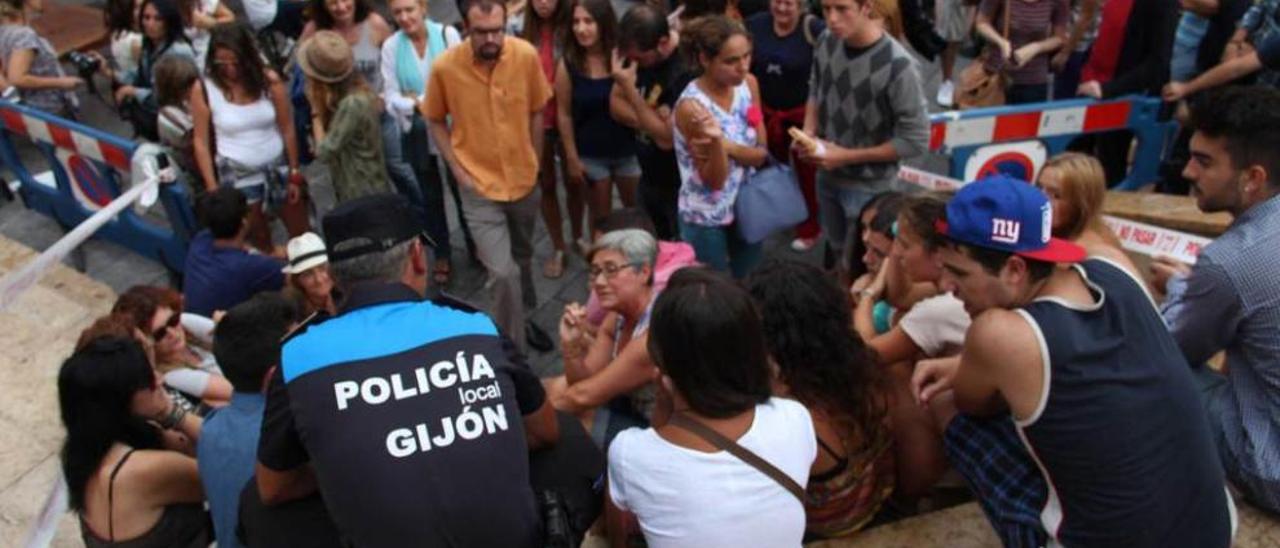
[476,43,501,60]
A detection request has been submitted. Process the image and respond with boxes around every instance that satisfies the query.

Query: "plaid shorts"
[944,414,1049,548]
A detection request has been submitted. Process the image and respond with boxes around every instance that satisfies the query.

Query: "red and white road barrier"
[0,108,132,172]
[928,101,1133,151]
[896,166,1210,265]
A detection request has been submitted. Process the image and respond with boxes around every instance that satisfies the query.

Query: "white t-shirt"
[184,0,221,70]
[242,0,277,31]
[608,398,816,548]
[898,292,971,357]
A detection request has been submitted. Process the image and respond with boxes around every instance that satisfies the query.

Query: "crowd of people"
[15,0,1279,544]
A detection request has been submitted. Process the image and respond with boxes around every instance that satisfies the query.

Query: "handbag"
[668,413,808,504]
[956,0,1011,109]
[734,157,808,245]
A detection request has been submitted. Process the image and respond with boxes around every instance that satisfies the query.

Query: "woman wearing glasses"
[552,229,665,446]
[112,286,232,408]
[191,23,308,253]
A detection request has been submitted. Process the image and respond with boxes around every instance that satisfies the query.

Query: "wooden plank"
[30,2,108,57]
[1104,191,1232,238]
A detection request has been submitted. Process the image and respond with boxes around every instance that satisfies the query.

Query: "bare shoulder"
[966,309,1040,364]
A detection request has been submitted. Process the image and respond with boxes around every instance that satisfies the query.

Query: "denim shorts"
[581,155,641,183]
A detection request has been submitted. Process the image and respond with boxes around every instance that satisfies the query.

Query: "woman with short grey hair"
[552,228,666,446]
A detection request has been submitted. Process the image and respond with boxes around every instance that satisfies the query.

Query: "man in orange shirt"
[424,0,553,352]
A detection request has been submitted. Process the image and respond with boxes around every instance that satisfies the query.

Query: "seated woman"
[113,286,232,407]
[553,228,662,445]
[854,192,970,365]
[607,267,816,547]
[747,259,896,538]
[61,333,207,547]
[847,192,905,336]
[1035,152,1144,280]
[282,232,338,317]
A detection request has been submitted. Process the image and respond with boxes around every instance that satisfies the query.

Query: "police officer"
[254,193,560,547]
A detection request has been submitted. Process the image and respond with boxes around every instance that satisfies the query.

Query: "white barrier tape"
[896,166,1209,264]
[20,475,67,548]
[0,173,160,312]
[1101,216,1210,266]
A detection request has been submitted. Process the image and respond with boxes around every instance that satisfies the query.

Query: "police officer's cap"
[322,193,437,262]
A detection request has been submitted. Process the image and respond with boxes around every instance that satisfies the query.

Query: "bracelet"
[158,403,188,430]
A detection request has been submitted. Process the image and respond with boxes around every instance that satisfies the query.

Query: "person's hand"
[114,84,137,103]
[60,76,84,90]
[998,38,1013,64]
[655,105,672,120]
[1148,254,1191,295]
[286,170,305,205]
[1162,81,1189,103]
[610,49,637,89]
[850,273,872,295]
[211,310,227,324]
[452,166,476,191]
[567,156,586,185]
[85,51,112,77]
[911,355,962,406]
[687,100,722,140]
[1012,43,1040,68]
[1077,80,1103,99]
[797,139,849,170]
[1050,49,1070,72]
[559,302,589,348]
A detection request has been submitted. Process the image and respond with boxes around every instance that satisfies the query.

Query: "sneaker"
[790,237,817,252]
[936,80,955,108]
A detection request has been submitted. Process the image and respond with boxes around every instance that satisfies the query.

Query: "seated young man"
[197,293,298,547]
[1153,86,1280,513]
[182,187,286,317]
[912,176,1236,547]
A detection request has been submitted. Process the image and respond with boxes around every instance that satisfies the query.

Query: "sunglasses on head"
[152,313,180,341]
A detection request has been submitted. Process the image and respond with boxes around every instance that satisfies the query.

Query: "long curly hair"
[747,259,887,442]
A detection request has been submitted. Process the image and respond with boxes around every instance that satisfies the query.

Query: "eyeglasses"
[151,313,180,341]
[589,262,642,280]
[470,27,505,40]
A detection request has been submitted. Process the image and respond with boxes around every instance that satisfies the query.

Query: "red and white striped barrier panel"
[928,101,1133,152]
[896,166,1210,265]
[0,107,132,172]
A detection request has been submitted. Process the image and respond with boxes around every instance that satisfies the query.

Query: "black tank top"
[1016,259,1233,547]
[80,448,210,548]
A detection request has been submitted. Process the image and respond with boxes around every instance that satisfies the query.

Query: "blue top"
[745,13,823,110]
[1019,259,1233,546]
[197,392,266,548]
[181,231,285,317]
[1161,193,1280,513]
[569,65,635,159]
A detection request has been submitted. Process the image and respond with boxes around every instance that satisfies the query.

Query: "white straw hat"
[282,232,329,274]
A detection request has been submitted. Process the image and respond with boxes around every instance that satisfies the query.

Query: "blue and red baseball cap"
[935,174,1086,263]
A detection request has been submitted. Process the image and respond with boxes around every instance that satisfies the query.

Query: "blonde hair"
[1041,152,1116,245]
[305,73,375,130]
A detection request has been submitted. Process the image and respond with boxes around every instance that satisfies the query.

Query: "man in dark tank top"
[912,175,1235,548]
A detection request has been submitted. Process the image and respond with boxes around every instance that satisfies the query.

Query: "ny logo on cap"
[991,218,1021,244]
